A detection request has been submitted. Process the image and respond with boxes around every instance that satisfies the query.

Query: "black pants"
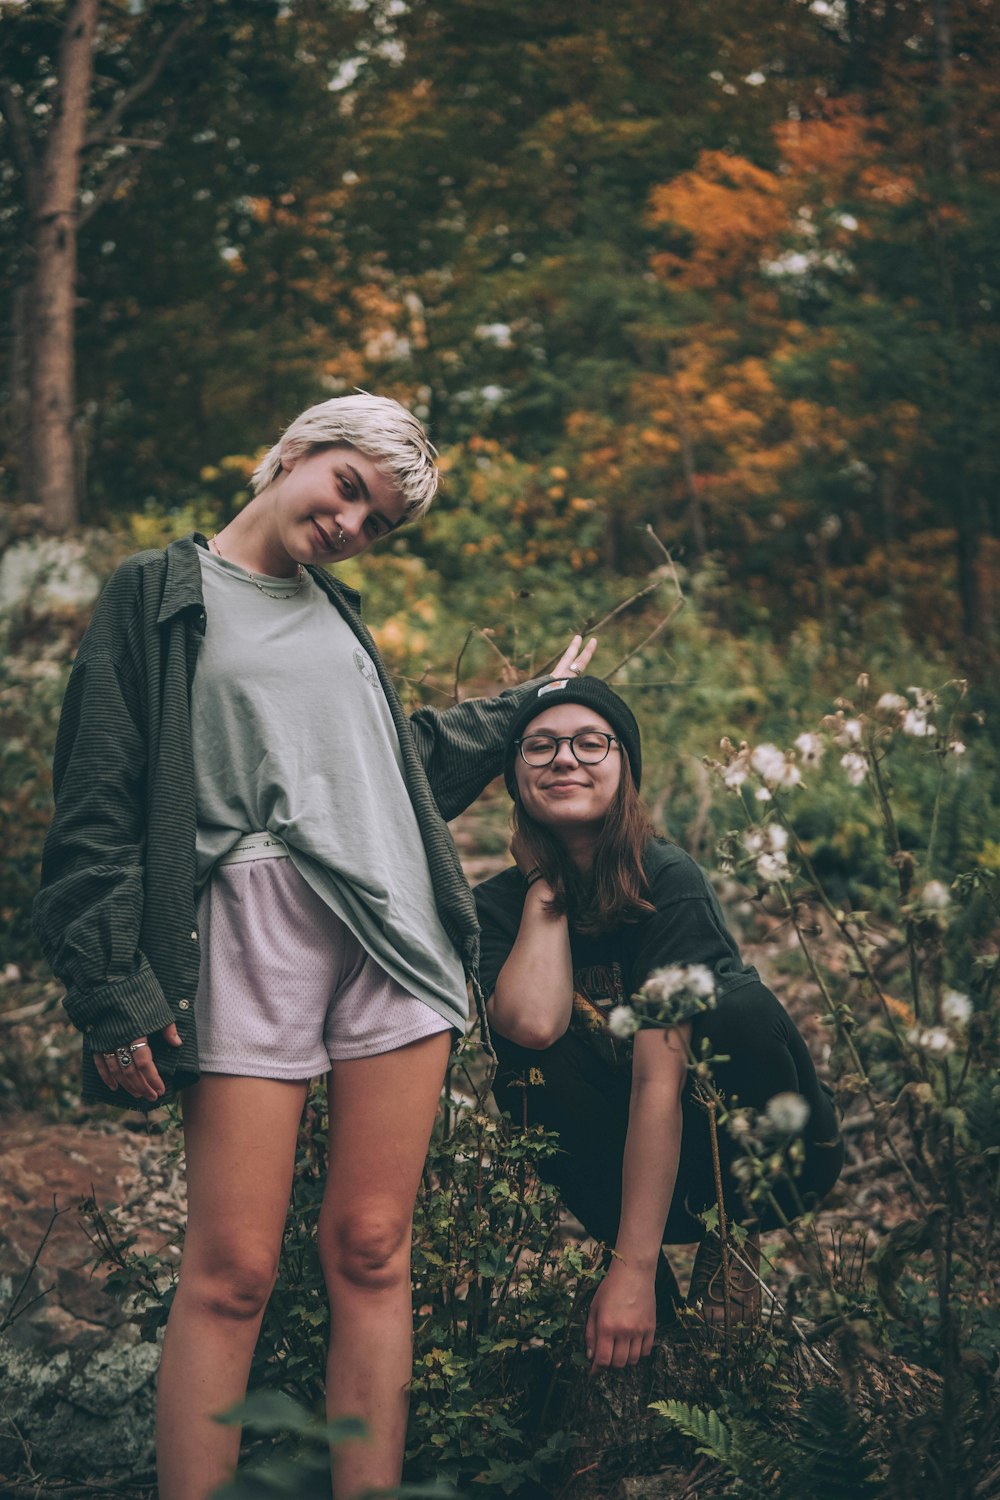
[491,981,844,1245]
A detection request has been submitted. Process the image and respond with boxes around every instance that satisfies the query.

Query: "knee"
[181,1249,278,1323]
[325,1210,410,1293]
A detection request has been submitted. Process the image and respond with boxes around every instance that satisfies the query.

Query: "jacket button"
[190,930,198,941]
[178,999,190,1011]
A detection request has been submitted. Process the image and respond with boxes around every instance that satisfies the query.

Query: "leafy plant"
[652,1385,881,1499]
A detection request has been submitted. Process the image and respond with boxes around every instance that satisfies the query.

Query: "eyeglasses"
[516,731,621,768]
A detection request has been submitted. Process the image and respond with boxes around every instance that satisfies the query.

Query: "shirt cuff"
[64,963,178,1052]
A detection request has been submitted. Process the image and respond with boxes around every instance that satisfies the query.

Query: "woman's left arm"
[406,635,596,820]
[585,1022,690,1373]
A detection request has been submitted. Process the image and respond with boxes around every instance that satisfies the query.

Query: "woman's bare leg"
[319,1030,451,1500]
[156,1075,309,1500]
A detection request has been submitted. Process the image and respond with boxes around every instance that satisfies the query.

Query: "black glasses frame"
[515,732,621,768]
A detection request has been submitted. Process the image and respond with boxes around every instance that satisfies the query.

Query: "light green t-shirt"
[191,549,468,1029]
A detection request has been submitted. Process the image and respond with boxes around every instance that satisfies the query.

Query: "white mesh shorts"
[194,851,451,1078]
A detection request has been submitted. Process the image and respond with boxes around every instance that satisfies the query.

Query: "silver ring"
[116,1047,134,1069]
[131,1041,150,1050]
[103,1052,117,1062]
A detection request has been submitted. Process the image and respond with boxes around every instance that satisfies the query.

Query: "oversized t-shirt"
[190,548,468,1029]
[474,838,759,1067]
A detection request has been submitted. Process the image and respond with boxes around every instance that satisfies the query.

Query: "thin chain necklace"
[208,535,309,599]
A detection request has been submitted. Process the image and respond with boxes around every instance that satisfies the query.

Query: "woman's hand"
[93,1021,183,1102]
[585,1259,657,1374]
[510,830,543,880]
[550,633,598,680]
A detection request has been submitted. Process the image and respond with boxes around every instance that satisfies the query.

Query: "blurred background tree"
[1,0,998,655]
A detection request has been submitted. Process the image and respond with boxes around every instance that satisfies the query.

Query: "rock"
[0,1114,183,1486]
[0,537,103,620]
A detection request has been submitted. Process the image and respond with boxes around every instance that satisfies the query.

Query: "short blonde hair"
[251,393,438,518]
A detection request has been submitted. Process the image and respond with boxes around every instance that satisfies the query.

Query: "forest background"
[1,1,1000,1497]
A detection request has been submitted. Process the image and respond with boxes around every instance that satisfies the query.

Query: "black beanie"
[503,677,642,795]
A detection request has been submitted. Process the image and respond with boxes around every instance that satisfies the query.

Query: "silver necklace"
[208,536,309,599]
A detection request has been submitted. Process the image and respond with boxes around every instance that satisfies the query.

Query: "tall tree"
[2,0,98,530]
[1,0,206,529]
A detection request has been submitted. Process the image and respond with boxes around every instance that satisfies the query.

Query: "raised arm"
[406,635,596,820]
[585,1022,689,1372]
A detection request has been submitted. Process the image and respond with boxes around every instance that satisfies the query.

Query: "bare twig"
[0,994,62,1027]
[0,1197,66,1333]
[603,599,684,680]
[0,81,38,189]
[452,628,476,704]
[77,153,143,228]
[85,11,200,147]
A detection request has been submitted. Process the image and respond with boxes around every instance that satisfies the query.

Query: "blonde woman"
[34,393,595,1498]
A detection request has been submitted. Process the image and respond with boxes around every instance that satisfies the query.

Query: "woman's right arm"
[32,642,177,1063]
[488,877,574,1050]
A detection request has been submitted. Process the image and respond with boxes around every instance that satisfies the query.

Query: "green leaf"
[649,1400,733,1462]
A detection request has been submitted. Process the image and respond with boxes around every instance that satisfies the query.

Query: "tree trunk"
[29,0,98,533]
[6,281,34,507]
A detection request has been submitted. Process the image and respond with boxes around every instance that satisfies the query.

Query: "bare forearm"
[615,1082,683,1273]
[488,883,573,1049]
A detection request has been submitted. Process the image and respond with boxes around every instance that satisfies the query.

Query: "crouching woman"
[473,678,843,1372]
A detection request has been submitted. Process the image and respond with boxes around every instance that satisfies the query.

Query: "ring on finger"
[116,1047,134,1069]
[131,1041,150,1051]
[102,1052,117,1063]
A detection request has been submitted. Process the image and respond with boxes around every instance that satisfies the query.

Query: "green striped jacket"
[33,534,539,1109]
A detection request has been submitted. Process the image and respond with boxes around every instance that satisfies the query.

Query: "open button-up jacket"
[33,534,539,1108]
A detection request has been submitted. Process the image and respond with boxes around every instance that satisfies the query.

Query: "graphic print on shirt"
[572,961,625,1028]
[353,647,378,686]
[572,961,629,1066]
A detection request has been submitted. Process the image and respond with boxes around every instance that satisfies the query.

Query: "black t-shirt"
[474,838,759,1068]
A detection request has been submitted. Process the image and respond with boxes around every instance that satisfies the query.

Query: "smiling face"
[514,702,623,840]
[275,444,408,566]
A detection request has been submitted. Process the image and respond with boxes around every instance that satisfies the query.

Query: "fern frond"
[649,1400,734,1462]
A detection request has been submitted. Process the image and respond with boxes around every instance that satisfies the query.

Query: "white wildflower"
[902,709,935,738]
[724,762,749,789]
[727,1110,753,1139]
[949,740,966,757]
[744,828,767,856]
[751,743,786,786]
[840,751,867,786]
[607,1005,640,1039]
[876,692,907,715]
[907,1025,955,1057]
[920,880,951,910]
[908,686,939,715]
[941,990,972,1027]
[755,786,773,801]
[684,964,717,999]
[780,761,803,789]
[757,851,790,884]
[794,732,824,767]
[768,824,789,853]
[640,966,686,1003]
[765,1092,811,1133]
[843,718,863,745]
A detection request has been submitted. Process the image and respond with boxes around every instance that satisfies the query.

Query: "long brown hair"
[512,765,656,933]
